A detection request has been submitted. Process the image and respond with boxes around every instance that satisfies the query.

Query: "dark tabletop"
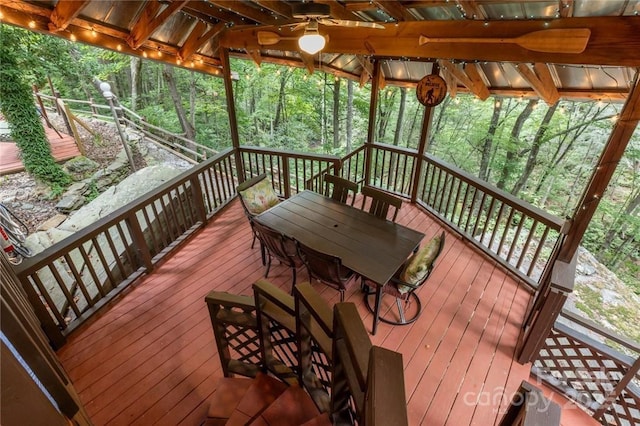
[255,190,424,285]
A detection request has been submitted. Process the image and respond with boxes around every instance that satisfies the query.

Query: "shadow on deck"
[55,198,594,425]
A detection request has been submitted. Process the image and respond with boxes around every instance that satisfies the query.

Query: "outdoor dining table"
[254,190,425,334]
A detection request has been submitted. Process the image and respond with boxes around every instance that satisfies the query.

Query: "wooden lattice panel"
[224,323,262,366]
[601,386,640,426]
[533,323,640,426]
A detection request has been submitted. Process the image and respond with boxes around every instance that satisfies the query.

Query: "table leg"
[372,286,382,335]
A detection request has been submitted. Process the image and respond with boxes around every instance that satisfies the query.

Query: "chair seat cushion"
[239,178,280,215]
[397,234,442,293]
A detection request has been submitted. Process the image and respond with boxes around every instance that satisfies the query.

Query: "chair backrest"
[296,241,351,290]
[360,186,402,222]
[323,174,358,206]
[253,220,297,266]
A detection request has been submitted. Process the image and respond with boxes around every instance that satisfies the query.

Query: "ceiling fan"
[258,2,385,54]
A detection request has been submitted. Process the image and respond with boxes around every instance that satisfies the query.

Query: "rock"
[55,194,85,213]
[63,156,100,179]
[577,262,596,276]
[65,182,90,195]
[36,213,68,231]
[22,203,34,210]
[58,164,184,232]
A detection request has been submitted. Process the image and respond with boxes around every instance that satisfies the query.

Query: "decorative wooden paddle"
[258,31,297,46]
[418,28,591,54]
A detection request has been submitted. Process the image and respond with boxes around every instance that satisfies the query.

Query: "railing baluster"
[457,182,471,228]
[527,225,549,277]
[488,202,506,250]
[506,212,525,263]
[480,196,497,241]
[471,192,487,238]
[77,243,105,298]
[516,220,539,270]
[63,249,97,304]
[90,236,116,291]
[31,272,68,326]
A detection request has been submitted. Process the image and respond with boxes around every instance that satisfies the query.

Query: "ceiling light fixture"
[298,20,325,55]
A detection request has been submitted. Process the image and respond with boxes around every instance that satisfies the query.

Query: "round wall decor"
[416,74,447,107]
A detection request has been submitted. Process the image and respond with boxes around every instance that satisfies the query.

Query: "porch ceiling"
[2,1,639,102]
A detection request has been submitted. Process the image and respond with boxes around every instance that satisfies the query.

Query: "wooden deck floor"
[56,198,594,425]
[0,124,79,175]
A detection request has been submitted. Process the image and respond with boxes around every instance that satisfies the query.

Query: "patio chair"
[252,220,302,290]
[236,174,281,265]
[323,173,358,206]
[360,185,402,222]
[363,231,445,329]
[296,240,356,302]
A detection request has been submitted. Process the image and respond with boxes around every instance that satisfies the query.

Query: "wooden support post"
[410,63,438,203]
[364,60,381,187]
[558,76,640,262]
[220,48,244,183]
[518,250,576,364]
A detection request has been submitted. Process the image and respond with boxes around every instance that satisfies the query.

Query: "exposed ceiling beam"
[373,2,413,21]
[315,0,360,21]
[179,21,227,62]
[463,63,491,100]
[183,2,243,25]
[221,17,640,67]
[441,68,457,98]
[516,63,561,105]
[127,0,188,49]
[207,1,282,26]
[246,49,262,66]
[560,0,575,18]
[300,52,315,74]
[439,60,490,100]
[250,1,293,20]
[48,0,90,32]
[356,55,374,78]
[455,1,486,20]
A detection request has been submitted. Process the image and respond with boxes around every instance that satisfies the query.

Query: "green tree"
[0,26,70,193]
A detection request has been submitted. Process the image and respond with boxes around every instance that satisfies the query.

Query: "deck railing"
[238,146,340,198]
[345,142,566,289]
[13,149,238,348]
[532,310,640,426]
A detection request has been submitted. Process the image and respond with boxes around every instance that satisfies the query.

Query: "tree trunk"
[333,77,341,149]
[274,69,290,130]
[496,99,537,190]
[511,103,558,195]
[162,64,196,142]
[130,56,142,112]
[346,79,353,153]
[393,87,407,146]
[600,188,640,258]
[189,71,196,129]
[406,105,421,148]
[377,88,397,142]
[479,98,503,181]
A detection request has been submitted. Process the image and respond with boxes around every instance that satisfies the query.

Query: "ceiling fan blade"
[418,28,591,54]
[290,22,308,32]
[318,18,385,29]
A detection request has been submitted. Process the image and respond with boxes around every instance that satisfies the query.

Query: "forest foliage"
[2,26,638,295]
